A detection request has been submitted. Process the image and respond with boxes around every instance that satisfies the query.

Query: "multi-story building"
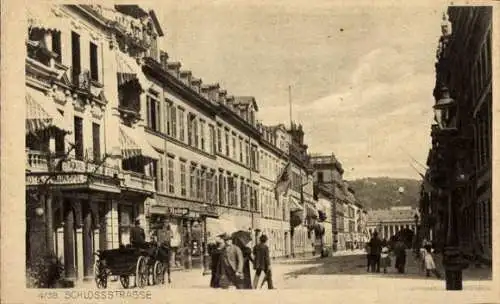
[421,7,492,263]
[258,123,292,258]
[26,4,164,283]
[313,184,335,252]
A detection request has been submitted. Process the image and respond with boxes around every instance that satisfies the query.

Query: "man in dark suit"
[253,234,274,289]
[130,219,146,248]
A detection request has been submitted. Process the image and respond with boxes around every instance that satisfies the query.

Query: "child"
[423,245,441,278]
[380,245,390,273]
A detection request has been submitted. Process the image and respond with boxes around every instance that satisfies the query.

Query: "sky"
[151,0,448,180]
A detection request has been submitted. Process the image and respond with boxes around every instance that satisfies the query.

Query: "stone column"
[76,226,84,281]
[63,204,76,281]
[45,192,54,254]
[83,203,93,281]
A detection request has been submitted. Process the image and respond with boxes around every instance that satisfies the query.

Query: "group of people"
[365,232,441,278]
[209,233,274,290]
[365,232,408,274]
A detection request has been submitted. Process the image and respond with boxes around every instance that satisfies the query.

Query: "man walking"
[219,233,244,289]
[368,231,382,273]
[253,234,274,289]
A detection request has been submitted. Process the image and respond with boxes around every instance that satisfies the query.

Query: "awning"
[119,125,160,160]
[305,203,318,219]
[26,89,71,134]
[115,50,152,91]
[289,197,303,212]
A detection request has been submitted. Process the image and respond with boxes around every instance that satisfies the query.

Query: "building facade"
[366,206,418,241]
[25,4,322,285]
[421,7,492,263]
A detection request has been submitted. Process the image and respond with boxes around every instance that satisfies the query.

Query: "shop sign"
[26,173,87,186]
[188,211,200,218]
[168,207,189,217]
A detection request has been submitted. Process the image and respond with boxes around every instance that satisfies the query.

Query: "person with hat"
[217,232,244,289]
[130,219,146,248]
[252,234,274,289]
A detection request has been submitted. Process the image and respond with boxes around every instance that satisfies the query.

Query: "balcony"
[26,149,49,172]
[122,170,155,193]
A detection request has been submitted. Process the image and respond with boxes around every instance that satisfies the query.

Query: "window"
[90,42,99,82]
[232,134,236,159]
[225,129,230,156]
[187,113,197,147]
[165,101,177,138]
[218,174,226,205]
[190,165,197,198]
[180,161,187,196]
[214,172,219,204]
[168,156,175,194]
[239,139,243,162]
[74,116,84,160]
[200,120,206,151]
[199,169,205,200]
[92,123,100,162]
[150,159,159,191]
[178,107,185,142]
[245,141,249,166]
[240,179,247,209]
[71,32,81,84]
[217,126,222,153]
[146,95,160,132]
[52,32,61,63]
[158,157,165,193]
[118,204,134,246]
[209,125,215,154]
[317,171,324,183]
[227,176,235,206]
[206,170,214,203]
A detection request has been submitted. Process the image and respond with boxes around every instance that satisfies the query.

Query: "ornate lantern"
[433,86,457,131]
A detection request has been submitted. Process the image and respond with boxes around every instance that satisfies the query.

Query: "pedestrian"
[156,222,172,284]
[253,234,274,289]
[393,236,407,274]
[365,242,371,272]
[368,232,382,273]
[130,220,146,248]
[209,236,225,288]
[380,244,391,273]
[241,243,254,289]
[218,233,244,289]
[423,245,441,278]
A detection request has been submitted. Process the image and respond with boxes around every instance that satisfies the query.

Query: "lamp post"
[414,213,420,253]
[432,85,468,291]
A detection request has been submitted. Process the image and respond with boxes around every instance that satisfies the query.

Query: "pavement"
[74,250,495,303]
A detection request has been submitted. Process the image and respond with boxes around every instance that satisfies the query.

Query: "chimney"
[218,89,227,103]
[208,83,220,101]
[226,95,235,109]
[179,70,192,85]
[167,61,181,78]
[159,51,169,69]
[190,77,202,93]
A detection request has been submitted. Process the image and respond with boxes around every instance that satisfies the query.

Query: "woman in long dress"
[209,237,225,288]
[241,245,254,289]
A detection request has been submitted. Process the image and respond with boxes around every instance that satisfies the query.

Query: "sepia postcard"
[1,0,499,303]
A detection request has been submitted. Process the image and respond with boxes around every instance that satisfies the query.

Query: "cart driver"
[130,219,146,248]
[157,222,172,248]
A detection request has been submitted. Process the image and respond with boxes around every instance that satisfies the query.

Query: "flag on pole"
[274,162,292,201]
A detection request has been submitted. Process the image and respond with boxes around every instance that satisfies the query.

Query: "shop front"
[148,195,218,269]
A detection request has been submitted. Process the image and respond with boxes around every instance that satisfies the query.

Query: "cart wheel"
[135,256,148,288]
[120,275,130,289]
[94,260,108,289]
[153,261,165,285]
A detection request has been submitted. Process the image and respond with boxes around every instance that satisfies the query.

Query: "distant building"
[366,207,418,241]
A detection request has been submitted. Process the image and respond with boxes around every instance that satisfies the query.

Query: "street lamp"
[433,85,468,291]
[414,213,419,253]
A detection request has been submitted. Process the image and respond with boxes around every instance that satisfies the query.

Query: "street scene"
[18,1,493,297]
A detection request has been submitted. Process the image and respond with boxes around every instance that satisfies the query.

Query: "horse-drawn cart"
[94,243,170,289]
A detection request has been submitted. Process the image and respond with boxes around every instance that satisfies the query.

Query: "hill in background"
[347,177,421,210]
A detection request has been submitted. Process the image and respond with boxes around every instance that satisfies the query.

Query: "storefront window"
[118,205,134,246]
